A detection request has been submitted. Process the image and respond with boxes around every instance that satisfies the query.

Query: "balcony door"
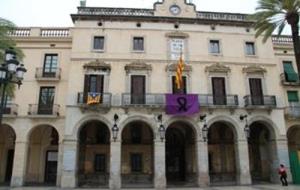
[212,77,226,105]
[249,78,264,105]
[172,76,187,94]
[83,75,104,103]
[43,54,58,77]
[131,75,145,104]
[38,87,55,114]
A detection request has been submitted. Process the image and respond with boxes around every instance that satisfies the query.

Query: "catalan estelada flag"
[175,54,184,89]
[87,92,101,105]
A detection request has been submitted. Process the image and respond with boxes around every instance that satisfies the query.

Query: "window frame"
[92,36,105,52]
[132,36,145,52]
[130,153,143,172]
[208,39,221,55]
[43,54,58,76]
[244,41,256,56]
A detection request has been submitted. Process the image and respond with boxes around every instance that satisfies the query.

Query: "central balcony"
[28,104,60,116]
[122,93,165,107]
[77,92,112,107]
[244,95,276,108]
[35,68,61,81]
[3,103,18,116]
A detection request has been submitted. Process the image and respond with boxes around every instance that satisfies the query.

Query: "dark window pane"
[94,154,106,172]
[94,36,104,50]
[172,76,187,94]
[287,91,299,102]
[245,42,255,55]
[38,87,55,114]
[133,37,144,51]
[131,153,142,172]
[131,125,142,144]
[43,54,58,77]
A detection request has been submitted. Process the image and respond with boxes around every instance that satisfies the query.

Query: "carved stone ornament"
[242,64,267,74]
[83,59,111,71]
[205,63,231,73]
[125,61,152,72]
[166,63,192,72]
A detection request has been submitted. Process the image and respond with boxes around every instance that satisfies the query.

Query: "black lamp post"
[240,114,250,139]
[112,114,119,141]
[157,114,165,141]
[0,49,26,125]
[200,114,208,142]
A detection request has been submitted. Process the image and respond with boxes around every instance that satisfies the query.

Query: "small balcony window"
[209,40,220,54]
[93,36,105,50]
[245,42,255,55]
[133,37,144,51]
[43,54,58,77]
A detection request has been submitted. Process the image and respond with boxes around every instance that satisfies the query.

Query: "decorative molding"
[242,64,267,74]
[83,59,111,71]
[125,61,152,72]
[165,31,189,38]
[205,63,231,73]
[166,63,192,72]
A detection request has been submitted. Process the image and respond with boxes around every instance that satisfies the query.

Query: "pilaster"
[109,140,121,190]
[10,141,28,187]
[196,140,210,187]
[154,140,166,190]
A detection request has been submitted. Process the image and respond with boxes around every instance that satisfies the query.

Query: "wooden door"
[4,149,14,183]
[131,75,145,104]
[44,151,58,184]
[249,78,264,105]
[83,75,104,103]
[212,77,226,105]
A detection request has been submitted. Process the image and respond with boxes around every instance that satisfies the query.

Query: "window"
[94,154,106,172]
[283,61,298,82]
[131,153,142,172]
[170,38,185,60]
[209,40,220,54]
[287,91,299,103]
[172,76,187,94]
[131,125,142,144]
[245,42,255,55]
[93,36,105,50]
[133,37,144,51]
[83,75,104,103]
[38,87,55,114]
[43,54,58,77]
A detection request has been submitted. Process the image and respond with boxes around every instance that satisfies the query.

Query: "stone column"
[196,140,210,187]
[61,139,77,188]
[154,140,166,190]
[10,141,28,187]
[236,139,252,185]
[56,142,63,186]
[109,140,121,190]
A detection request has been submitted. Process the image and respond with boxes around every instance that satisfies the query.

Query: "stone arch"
[72,114,112,141]
[248,116,279,140]
[26,123,61,143]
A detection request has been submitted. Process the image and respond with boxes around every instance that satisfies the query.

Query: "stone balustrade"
[9,27,71,37]
[77,7,154,16]
[272,35,293,45]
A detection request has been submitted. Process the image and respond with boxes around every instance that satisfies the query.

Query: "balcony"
[198,94,239,107]
[35,68,61,81]
[77,92,112,107]
[285,106,300,119]
[280,73,300,86]
[244,95,276,108]
[3,103,18,116]
[122,93,165,107]
[28,104,60,117]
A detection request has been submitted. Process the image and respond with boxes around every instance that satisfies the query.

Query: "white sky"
[0,0,259,27]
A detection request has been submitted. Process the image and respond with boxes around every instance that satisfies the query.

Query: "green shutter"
[289,151,300,184]
[288,91,299,102]
[283,62,298,82]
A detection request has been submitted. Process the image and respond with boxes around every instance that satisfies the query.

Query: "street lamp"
[157,114,165,141]
[112,114,119,141]
[200,114,208,142]
[0,49,26,125]
[240,114,250,139]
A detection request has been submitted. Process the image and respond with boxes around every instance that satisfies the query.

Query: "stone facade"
[1,0,300,189]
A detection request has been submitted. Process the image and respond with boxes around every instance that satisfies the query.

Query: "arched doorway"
[0,125,15,185]
[25,125,59,185]
[165,122,197,186]
[208,122,237,185]
[77,121,110,187]
[287,126,300,184]
[248,122,276,183]
[121,121,154,188]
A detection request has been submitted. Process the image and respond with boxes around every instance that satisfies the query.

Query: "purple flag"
[165,94,200,115]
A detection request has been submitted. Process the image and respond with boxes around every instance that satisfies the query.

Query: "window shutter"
[283,62,298,82]
[287,91,299,102]
[96,75,104,93]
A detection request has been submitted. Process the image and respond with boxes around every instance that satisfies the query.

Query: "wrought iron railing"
[285,106,300,118]
[28,104,60,116]
[77,92,112,107]
[3,103,18,115]
[198,94,239,107]
[35,68,61,80]
[280,73,300,85]
[122,93,165,106]
[244,95,276,107]
[77,7,154,16]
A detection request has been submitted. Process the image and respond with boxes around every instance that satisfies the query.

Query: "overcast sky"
[0,0,259,27]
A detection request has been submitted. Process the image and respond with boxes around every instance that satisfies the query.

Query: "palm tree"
[0,17,23,98]
[251,0,300,74]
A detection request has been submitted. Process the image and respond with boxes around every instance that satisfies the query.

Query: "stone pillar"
[10,141,28,187]
[196,140,210,187]
[236,139,252,185]
[56,142,63,186]
[61,139,77,188]
[109,140,121,190]
[154,140,166,190]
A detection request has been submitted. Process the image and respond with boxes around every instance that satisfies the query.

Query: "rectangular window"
[93,36,105,50]
[287,91,299,102]
[172,76,187,94]
[283,61,298,82]
[131,153,142,172]
[38,87,55,114]
[245,42,255,55]
[133,37,144,51]
[170,38,185,60]
[249,78,263,105]
[209,40,220,54]
[43,54,58,77]
[130,75,145,104]
[212,77,226,105]
[94,154,106,172]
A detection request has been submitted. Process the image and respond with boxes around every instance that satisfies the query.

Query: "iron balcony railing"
[3,103,18,115]
[122,93,165,107]
[280,73,300,86]
[244,95,276,107]
[77,92,112,107]
[28,104,60,116]
[272,35,293,45]
[198,94,239,107]
[285,106,300,118]
[35,68,61,80]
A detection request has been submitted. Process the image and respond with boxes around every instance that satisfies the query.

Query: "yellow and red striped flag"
[175,54,184,89]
